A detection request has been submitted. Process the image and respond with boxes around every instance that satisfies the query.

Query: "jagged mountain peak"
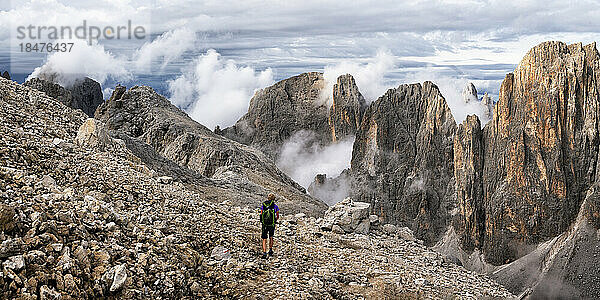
[24,76,103,117]
[462,82,478,103]
[221,72,365,160]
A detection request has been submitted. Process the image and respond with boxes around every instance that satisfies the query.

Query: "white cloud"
[24,28,196,90]
[27,40,131,87]
[167,49,274,129]
[276,130,354,189]
[322,48,396,104]
[403,67,493,125]
[134,27,196,71]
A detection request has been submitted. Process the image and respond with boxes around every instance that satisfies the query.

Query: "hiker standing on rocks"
[260,194,279,259]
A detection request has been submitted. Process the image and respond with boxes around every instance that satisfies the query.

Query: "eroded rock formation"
[344,41,600,297]
[222,73,366,160]
[453,115,484,252]
[481,41,600,265]
[329,74,367,142]
[350,81,457,244]
[24,77,103,117]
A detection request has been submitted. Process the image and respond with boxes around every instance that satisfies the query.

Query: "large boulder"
[75,118,113,151]
[321,198,371,234]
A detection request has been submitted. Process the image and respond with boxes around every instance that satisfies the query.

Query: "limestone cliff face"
[329,74,367,142]
[24,77,103,117]
[222,73,365,159]
[453,115,484,252]
[350,81,457,244]
[481,41,600,264]
[221,72,328,159]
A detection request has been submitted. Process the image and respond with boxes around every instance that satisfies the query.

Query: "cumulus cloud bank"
[134,27,196,71]
[27,40,131,87]
[403,68,494,125]
[26,28,197,95]
[322,48,396,104]
[276,130,354,189]
[167,49,274,129]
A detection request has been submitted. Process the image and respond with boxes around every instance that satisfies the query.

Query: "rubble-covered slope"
[0,77,514,299]
[94,85,326,216]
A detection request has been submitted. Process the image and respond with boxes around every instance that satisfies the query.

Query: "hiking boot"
[268,249,274,256]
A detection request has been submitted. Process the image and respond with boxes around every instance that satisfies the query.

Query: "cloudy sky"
[1,0,599,128]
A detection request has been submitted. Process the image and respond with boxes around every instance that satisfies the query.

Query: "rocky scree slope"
[94,84,326,216]
[0,77,513,299]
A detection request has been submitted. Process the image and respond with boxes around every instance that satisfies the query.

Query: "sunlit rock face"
[350,81,457,245]
[481,41,600,264]
[329,74,367,143]
[453,115,485,252]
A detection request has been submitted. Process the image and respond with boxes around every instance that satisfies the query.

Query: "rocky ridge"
[24,77,103,117]
[222,72,366,160]
[350,81,457,245]
[94,84,326,216]
[0,77,514,299]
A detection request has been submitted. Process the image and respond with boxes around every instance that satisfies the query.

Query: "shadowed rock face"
[222,72,366,160]
[222,72,328,159]
[481,41,600,265]
[350,81,457,244]
[24,77,103,117]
